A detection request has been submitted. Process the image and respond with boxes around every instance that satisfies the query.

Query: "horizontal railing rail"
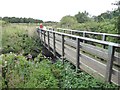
[53,28,120,49]
[57,28,120,38]
[42,29,120,47]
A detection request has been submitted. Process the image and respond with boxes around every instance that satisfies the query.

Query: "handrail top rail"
[57,28,120,37]
[41,29,120,48]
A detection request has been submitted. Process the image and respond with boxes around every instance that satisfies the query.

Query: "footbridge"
[37,28,120,86]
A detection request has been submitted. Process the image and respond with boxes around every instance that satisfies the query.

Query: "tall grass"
[2,23,41,56]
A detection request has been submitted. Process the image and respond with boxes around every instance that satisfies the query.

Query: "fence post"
[63,30,65,33]
[71,31,73,35]
[47,31,50,50]
[43,31,45,46]
[39,30,41,41]
[41,30,43,44]
[83,32,86,43]
[76,38,80,72]
[102,34,106,48]
[62,35,64,64]
[53,32,56,56]
[105,45,115,83]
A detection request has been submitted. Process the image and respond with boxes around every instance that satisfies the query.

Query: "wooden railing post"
[102,34,106,48]
[63,30,65,33]
[76,38,80,72]
[39,30,41,41]
[47,31,50,50]
[41,30,43,44]
[62,35,64,64]
[43,31,45,46]
[53,32,56,56]
[83,32,86,43]
[105,45,115,83]
[71,31,73,35]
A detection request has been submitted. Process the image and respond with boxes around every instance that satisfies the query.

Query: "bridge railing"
[56,28,120,40]
[56,28,120,48]
[38,29,120,86]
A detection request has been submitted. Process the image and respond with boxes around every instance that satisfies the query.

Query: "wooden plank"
[64,37,120,66]
[81,43,120,66]
[64,53,76,65]
[112,68,120,86]
[64,44,120,86]
[49,38,62,55]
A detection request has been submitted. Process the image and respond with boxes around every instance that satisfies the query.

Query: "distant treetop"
[1,17,43,23]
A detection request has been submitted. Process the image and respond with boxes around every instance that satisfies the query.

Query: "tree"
[75,11,90,23]
[60,15,77,28]
[2,17,10,23]
[113,1,120,34]
[117,3,120,36]
[2,17,43,23]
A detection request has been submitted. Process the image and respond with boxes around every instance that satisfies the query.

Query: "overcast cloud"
[0,0,118,22]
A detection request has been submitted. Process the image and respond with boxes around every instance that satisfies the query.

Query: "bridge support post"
[76,38,80,72]
[71,31,73,35]
[83,32,86,43]
[43,31,46,46]
[102,34,106,49]
[47,31,50,50]
[39,30,41,42]
[40,30,43,44]
[105,45,115,83]
[63,30,65,33]
[53,32,56,56]
[62,35,64,64]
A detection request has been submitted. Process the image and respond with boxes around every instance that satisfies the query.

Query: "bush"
[52,60,117,88]
[1,53,59,88]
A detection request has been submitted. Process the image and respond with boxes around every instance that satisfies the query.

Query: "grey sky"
[0,0,118,22]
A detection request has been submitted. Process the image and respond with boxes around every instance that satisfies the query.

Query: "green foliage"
[59,8,119,36]
[52,60,118,88]
[116,16,120,46]
[23,60,59,88]
[94,8,119,22]
[1,53,59,88]
[2,51,117,89]
[2,24,41,57]
[117,16,120,34]
[75,11,91,23]
[2,17,43,23]
[1,24,59,88]
[0,20,6,25]
[60,15,77,28]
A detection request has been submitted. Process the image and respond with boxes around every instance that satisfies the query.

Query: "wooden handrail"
[42,29,120,48]
[57,28,120,37]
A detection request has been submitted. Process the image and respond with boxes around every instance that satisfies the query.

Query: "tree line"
[60,8,119,25]
[0,17,43,23]
[59,6,120,32]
